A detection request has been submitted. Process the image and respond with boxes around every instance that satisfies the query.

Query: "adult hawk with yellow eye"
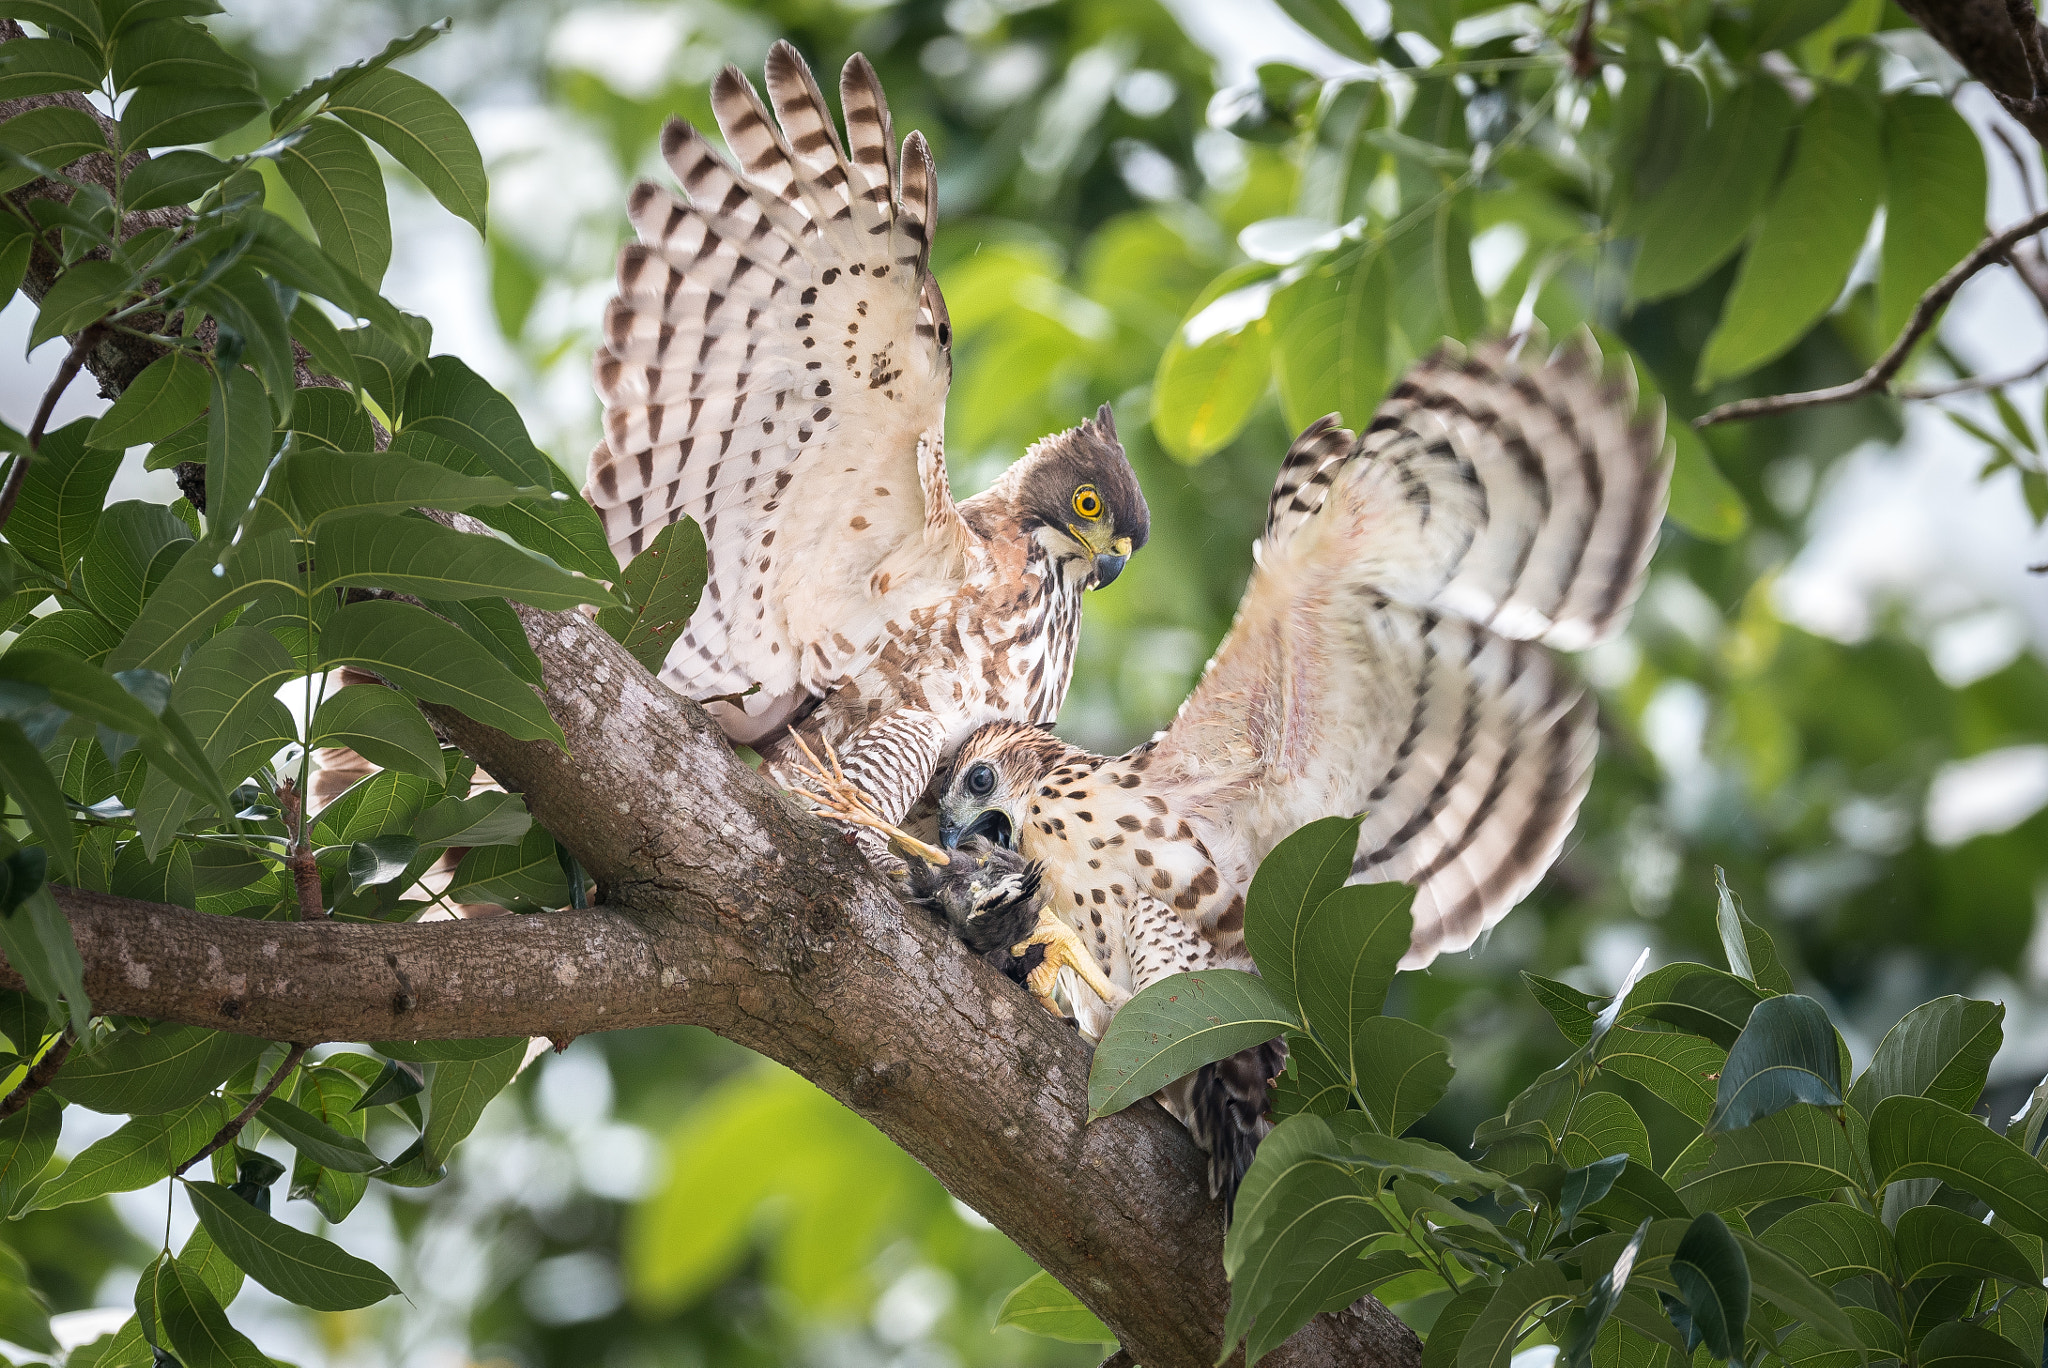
[585,41,1148,832]
[921,335,1670,1204]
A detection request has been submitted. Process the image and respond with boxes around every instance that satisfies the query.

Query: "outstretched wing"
[1160,335,1670,966]
[587,42,956,739]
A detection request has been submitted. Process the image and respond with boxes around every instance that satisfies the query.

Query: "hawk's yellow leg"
[1016,913,1129,1018]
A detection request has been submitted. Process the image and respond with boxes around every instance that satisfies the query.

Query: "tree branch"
[1695,209,2048,428]
[0,323,100,531]
[0,1026,72,1120]
[1892,0,2048,147]
[176,1043,307,1178]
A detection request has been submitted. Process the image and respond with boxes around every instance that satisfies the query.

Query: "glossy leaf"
[1674,1104,1860,1210]
[154,1255,268,1368]
[1667,1212,1748,1360]
[53,1024,265,1115]
[1618,962,1766,1049]
[421,1037,527,1163]
[1707,994,1843,1133]
[1296,881,1415,1087]
[1918,1321,2034,1368]
[308,684,444,782]
[595,516,709,672]
[1868,1095,2048,1240]
[119,82,263,149]
[1562,1090,1652,1169]
[312,511,611,609]
[122,147,231,211]
[1151,261,1278,463]
[86,351,211,451]
[282,450,538,525]
[0,1090,61,1216]
[1699,86,1884,387]
[28,258,129,350]
[0,720,77,881]
[1759,1202,1894,1285]
[318,599,562,744]
[327,66,486,233]
[1879,93,1988,344]
[0,886,89,1032]
[1667,426,1749,543]
[345,834,418,894]
[1896,1203,2038,1285]
[1848,995,2004,1117]
[1240,814,1365,1014]
[1560,1154,1629,1232]
[992,1271,1115,1344]
[31,1095,229,1210]
[1458,1258,1574,1368]
[277,116,391,289]
[1622,75,1794,305]
[0,36,102,99]
[134,623,297,855]
[1271,243,1390,432]
[9,418,119,576]
[1713,867,1791,993]
[445,823,566,907]
[256,1094,383,1173]
[107,528,302,673]
[109,16,253,90]
[185,1179,401,1310]
[78,499,192,629]
[1352,1014,1452,1136]
[0,105,107,193]
[1087,969,1299,1119]
[1594,1025,1725,1128]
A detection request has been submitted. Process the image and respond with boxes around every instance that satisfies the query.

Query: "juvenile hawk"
[926,336,1671,1202]
[587,43,1148,831]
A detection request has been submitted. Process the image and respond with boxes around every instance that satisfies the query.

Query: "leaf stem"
[0,324,102,534]
[276,778,324,920]
[174,1042,308,1178]
[0,1026,75,1120]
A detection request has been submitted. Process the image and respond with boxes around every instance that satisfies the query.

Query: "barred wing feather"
[586,41,952,739]
[1164,336,1670,966]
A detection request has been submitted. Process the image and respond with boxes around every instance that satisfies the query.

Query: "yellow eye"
[1072,486,1103,520]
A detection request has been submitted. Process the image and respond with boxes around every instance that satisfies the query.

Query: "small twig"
[1900,350,2048,398]
[174,1043,308,1178]
[0,1027,75,1120]
[1696,208,2048,428]
[1568,0,1599,80]
[0,324,100,534]
[1994,125,2044,217]
[784,734,950,865]
[276,779,325,920]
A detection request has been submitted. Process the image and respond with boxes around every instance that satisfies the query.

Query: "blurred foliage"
[1,0,2045,1364]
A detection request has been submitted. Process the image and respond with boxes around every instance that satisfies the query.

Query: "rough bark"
[1891,0,2048,146]
[0,26,1420,1362]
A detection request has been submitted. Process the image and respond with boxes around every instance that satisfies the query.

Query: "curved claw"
[784,733,948,865]
[1016,912,1129,1018]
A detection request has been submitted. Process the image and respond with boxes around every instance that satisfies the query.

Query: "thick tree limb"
[1892,0,2048,146]
[1695,209,2048,428]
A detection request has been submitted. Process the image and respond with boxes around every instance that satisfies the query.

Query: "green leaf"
[192,267,295,412]
[1759,1202,1894,1285]
[0,650,225,807]
[282,450,537,526]
[309,766,428,845]
[327,66,486,234]
[1151,261,1278,463]
[1560,1154,1629,1232]
[134,624,298,855]
[1275,0,1375,61]
[122,148,231,210]
[155,1255,268,1368]
[1879,93,1988,345]
[0,0,103,45]
[396,357,549,484]
[345,834,418,893]
[373,1036,525,1063]
[255,1094,383,1173]
[445,822,566,907]
[1458,1258,1574,1368]
[0,105,108,192]
[1713,867,1791,993]
[317,599,562,744]
[0,1239,57,1354]
[1848,995,2004,1117]
[289,298,358,391]
[1618,962,1766,1049]
[595,516,708,672]
[337,321,420,418]
[206,368,278,554]
[992,1270,1115,1344]
[421,594,544,686]
[87,351,211,450]
[0,886,88,1032]
[409,790,529,849]
[1383,188,1485,352]
[421,1037,526,1163]
[309,685,442,782]
[1583,1160,1691,1230]
[0,37,104,100]
[289,1065,370,1221]
[1674,1104,1861,1210]
[9,418,119,575]
[1270,244,1390,432]
[1732,1230,1859,1350]
[1353,1014,1452,1136]
[269,18,446,132]
[119,83,263,150]
[1086,969,1300,1119]
[11,605,117,660]
[1622,75,1795,305]
[1525,972,1599,1046]
[1707,994,1843,1133]
[28,257,129,350]
[30,1094,229,1210]
[1296,880,1415,1079]
[53,1024,265,1115]
[1667,426,1748,543]
[185,1178,401,1310]
[78,499,191,629]
[1896,1202,2038,1285]
[0,1089,61,1215]
[1421,1284,1493,1368]
[1558,1218,1651,1368]
[109,16,252,90]
[0,720,77,881]
[311,512,612,610]
[276,116,389,289]
[1698,86,1884,387]
[1667,1212,1748,1360]
[107,528,302,672]
[1594,1025,1725,1128]
[1868,1095,2048,1240]
[1241,814,1365,1014]
[1562,1090,1652,1169]
[1918,1321,2035,1368]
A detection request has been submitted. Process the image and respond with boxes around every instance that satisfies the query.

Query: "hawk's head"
[1005,405,1149,588]
[933,721,1074,853]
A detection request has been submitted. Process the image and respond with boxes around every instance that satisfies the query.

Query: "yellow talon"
[1015,912,1127,1017]
[784,733,949,865]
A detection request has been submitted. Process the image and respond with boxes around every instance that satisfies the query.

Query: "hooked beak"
[941,809,1015,851]
[1077,533,1132,589]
